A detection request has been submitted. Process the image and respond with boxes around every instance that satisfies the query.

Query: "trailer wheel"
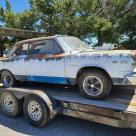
[1,70,16,87]
[78,70,111,99]
[23,95,50,127]
[0,91,23,117]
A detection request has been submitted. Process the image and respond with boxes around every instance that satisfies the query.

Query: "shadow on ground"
[0,113,136,136]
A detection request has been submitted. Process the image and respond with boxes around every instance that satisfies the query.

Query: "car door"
[7,43,29,78]
[24,39,66,84]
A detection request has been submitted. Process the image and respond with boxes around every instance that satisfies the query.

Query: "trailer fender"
[1,88,57,119]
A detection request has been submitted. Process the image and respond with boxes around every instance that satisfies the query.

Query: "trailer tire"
[78,70,111,99]
[1,70,16,87]
[23,95,50,127]
[0,91,23,117]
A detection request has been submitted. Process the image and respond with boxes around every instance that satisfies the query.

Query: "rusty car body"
[0,35,136,99]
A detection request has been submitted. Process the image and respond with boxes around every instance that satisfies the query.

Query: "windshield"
[57,36,91,52]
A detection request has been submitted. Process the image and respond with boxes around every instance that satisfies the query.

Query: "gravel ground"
[0,112,136,136]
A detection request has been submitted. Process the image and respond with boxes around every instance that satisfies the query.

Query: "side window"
[29,40,54,55]
[13,43,28,56]
[53,41,63,54]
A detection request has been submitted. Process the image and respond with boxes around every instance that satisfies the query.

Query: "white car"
[0,35,136,99]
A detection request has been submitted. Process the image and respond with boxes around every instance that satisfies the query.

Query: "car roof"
[15,35,67,45]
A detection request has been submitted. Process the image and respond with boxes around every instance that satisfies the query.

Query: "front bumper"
[125,73,136,85]
[112,73,136,86]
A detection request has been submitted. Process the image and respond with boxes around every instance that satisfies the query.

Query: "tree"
[29,0,80,35]
[1,10,37,31]
[118,9,136,49]
[0,0,136,49]
[77,0,136,46]
[5,0,11,11]
[0,0,38,31]
[29,0,58,35]
[0,0,39,56]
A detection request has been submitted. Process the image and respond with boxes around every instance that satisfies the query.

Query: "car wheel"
[1,70,16,87]
[78,70,111,99]
[23,95,50,127]
[0,91,23,117]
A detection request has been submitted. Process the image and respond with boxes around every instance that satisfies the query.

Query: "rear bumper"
[112,73,136,86]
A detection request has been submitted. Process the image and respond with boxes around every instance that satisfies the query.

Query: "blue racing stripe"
[26,75,67,84]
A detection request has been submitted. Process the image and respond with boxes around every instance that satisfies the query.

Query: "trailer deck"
[45,85,136,128]
[1,83,136,128]
[16,84,136,111]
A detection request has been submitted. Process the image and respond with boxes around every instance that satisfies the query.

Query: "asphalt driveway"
[0,112,136,136]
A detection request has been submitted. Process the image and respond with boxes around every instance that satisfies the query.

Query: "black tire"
[0,91,23,117]
[78,70,111,99]
[1,70,16,87]
[23,95,50,127]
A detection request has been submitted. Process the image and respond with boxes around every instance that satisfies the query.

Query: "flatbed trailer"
[0,84,136,128]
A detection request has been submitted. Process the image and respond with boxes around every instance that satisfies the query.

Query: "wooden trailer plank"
[61,102,124,119]
[61,108,129,128]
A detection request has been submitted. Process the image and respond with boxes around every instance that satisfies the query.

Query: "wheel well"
[76,66,112,83]
[0,69,15,82]
[0,69,12,74]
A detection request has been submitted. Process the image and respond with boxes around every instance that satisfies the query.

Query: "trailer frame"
[0,85,136,128]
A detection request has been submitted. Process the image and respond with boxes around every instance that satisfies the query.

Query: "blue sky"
[0,0,30,12]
